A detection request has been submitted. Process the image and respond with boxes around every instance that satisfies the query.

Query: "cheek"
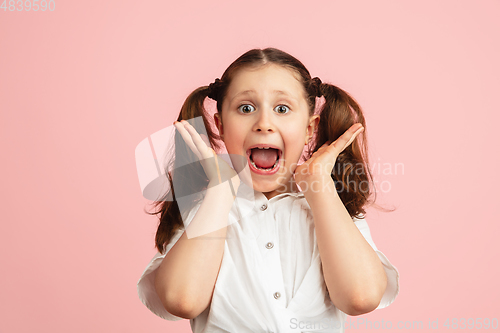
[283,139,304,158]
[222,130,243,152]
[283,126,306,144]
[283,128,307,155]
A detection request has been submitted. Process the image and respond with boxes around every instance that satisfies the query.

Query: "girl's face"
[214,64,319,199]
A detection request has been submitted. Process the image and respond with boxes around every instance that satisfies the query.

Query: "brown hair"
[146,47,393,254]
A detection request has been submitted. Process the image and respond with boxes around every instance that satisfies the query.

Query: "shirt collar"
[231,181,305,221]
[236,181,305,204]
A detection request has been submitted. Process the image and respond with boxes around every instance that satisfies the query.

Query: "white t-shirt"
[137,181,399,333]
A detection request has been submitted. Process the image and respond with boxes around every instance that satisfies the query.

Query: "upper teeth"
[257,147,270,149]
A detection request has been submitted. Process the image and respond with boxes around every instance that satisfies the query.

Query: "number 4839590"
[1,0,55,11]
[443,318,498,329]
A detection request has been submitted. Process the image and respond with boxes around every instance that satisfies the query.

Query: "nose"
[252,109,276,133]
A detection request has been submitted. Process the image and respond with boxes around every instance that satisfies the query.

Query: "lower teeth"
[251,158,279,171]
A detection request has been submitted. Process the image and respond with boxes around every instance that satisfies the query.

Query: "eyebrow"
[230,89,298,104]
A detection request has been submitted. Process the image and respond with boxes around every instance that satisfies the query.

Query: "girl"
[137,47,399,332]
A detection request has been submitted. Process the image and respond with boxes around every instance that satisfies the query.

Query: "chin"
[250,179,289,195]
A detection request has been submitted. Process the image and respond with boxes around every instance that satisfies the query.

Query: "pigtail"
[146,85,222,254]
[313,83,378,219]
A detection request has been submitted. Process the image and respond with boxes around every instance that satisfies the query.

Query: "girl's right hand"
[173,120,240,191]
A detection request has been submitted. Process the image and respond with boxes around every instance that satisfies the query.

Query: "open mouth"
[246,146,282,173]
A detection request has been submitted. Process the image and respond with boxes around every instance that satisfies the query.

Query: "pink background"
[1,0,499,332]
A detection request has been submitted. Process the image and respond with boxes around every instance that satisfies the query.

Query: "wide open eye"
[237,104,255,114]
[274,105,291,114]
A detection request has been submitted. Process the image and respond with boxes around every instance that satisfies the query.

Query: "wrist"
[207,177,240,198]
[301,176,338,198]
[229,175,241,191]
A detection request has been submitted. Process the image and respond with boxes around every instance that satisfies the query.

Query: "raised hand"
[173,120,241,190]
[294,123,364,194]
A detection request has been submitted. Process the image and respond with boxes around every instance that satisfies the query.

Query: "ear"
[305,115,320,144]
[214,113,224,139]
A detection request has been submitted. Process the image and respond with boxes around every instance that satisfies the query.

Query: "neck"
[261,177,300,200]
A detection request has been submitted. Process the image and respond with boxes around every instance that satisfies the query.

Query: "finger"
[312,142,330,155]
[183,126,218,165]
[318,142,330,150]
[182,121,226,183]
[299,142,330,175]
[331,124,364,153]
[173,121,197,151]
[212,150,222,183]
[174,121,202,160]
[181,121,213,157]
[200,134,211,147]
[311,125,363,170]
[308,141,331,161]
[341,125,364,151]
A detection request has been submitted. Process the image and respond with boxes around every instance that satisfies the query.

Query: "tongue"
[251,148,278,169]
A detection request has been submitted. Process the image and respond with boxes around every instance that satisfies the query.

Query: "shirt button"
[265,242,274,249]
[260,203,268,211]
[273,292,281,299]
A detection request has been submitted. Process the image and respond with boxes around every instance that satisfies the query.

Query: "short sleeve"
[137,201,202,320]
[353,217,400,309]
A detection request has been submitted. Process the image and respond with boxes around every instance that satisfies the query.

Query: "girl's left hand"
[294,123,364,194]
